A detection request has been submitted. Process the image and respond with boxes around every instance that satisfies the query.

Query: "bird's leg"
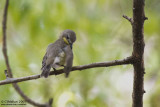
[53,68,57,72]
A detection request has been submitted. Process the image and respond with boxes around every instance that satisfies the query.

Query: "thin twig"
[13,83,49,107]
[123,15,133,25]
[2,0,52,107]
[0,56,133,85]
[2,0,13,78]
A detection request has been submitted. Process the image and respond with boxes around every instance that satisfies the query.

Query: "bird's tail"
[41,65,51,78]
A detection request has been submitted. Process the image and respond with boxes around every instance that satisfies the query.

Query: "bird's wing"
[42,43,60,68]
[63,46,73,77]
[41,53,47,69]
[41,40,64,78]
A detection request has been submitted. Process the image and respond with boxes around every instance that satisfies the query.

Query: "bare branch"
[13,83,49,107]
[2,0,52,106]
[2,0,13,78]
[0,56,133,85]
[132,0,146,106]
[123,15,133,25]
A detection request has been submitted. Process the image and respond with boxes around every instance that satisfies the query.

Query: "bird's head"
[60,29,76,49]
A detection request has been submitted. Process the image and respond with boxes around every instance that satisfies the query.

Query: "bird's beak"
[63,37,73,49]
[63,37,69,45]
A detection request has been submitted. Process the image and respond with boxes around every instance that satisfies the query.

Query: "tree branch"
[132,0,146,106]
[2,0,12,78]
[0,56,133,85]
[13,83,52,107]
[123,15,133,25]
[2,0,53,107]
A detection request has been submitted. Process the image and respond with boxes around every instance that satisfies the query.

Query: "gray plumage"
[41,29,76,78]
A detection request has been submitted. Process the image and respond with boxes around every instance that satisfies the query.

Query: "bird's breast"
[52,51,66,68]
[59,51,66,65]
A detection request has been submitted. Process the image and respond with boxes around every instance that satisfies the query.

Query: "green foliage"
[0,0,159,107]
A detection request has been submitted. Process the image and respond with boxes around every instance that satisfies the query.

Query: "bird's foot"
[53,68,57,72]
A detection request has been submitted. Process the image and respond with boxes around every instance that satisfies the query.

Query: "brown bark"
[132,0,146,106]
[0,57,133,85]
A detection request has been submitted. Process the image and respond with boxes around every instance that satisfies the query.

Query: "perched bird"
[41,29,76,78]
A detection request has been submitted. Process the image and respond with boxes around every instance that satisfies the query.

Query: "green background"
[0,0,159,107]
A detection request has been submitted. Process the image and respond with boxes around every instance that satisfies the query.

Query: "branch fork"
[123,15,133,25]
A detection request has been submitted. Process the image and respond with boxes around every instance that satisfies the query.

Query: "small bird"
[41,29,76,78]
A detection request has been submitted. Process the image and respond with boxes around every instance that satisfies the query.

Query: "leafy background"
[0,0,159,107]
